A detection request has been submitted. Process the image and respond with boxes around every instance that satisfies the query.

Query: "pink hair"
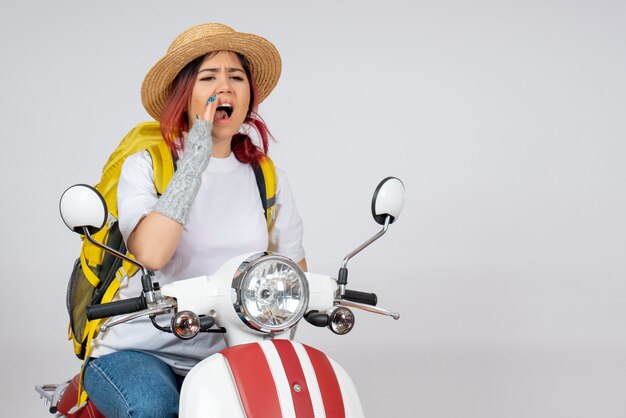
[159,53,272,165]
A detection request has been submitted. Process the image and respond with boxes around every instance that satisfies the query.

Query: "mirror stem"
[82,227,156,300]
[338,216,391,296]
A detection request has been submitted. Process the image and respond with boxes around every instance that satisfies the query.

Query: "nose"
[215,75,232,95]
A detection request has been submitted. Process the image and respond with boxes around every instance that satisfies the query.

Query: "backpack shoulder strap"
[146,140,175,195]
[253,156,278,226]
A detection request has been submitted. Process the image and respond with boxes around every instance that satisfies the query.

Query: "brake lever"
[336,299,400,320]
[99,298,177,332]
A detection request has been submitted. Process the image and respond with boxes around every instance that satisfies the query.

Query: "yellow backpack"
[66,121,278,361]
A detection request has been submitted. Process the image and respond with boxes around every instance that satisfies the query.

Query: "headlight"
[232,253,309,333]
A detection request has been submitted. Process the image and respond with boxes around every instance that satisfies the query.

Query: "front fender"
[180,341,363,418]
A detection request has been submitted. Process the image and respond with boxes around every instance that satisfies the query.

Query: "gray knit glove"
[154,120,213,224]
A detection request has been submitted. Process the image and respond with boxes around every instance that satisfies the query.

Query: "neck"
[211,137,232,158]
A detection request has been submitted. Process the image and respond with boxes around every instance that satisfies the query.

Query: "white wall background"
[1,1,625,417]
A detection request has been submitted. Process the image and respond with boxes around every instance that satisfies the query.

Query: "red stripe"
[272,340,315,418]
[222,343,282,418]
[304,344,345,418]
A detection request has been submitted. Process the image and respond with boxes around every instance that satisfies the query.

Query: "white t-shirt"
[90,150,305,374]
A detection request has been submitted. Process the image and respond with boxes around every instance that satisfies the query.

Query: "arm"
[126,212,183,271]
[297,258,308,272]
[126,101,217,270]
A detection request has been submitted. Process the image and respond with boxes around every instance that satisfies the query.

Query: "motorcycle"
[36,177,405,417]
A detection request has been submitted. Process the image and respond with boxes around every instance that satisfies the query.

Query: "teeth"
[216,103,233,118]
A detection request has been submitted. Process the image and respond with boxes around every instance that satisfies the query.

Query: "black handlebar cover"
[86,296,147,320]
[342,289,378,306]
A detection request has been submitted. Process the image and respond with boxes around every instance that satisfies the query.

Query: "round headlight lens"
[233,254,309,332]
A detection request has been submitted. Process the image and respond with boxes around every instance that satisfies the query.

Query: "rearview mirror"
[371,177,405,225]
[59,184,108,235]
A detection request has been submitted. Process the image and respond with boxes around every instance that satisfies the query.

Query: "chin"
[215,121,244,139]
[211,128,237,143]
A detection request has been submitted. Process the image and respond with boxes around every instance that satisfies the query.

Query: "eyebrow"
[198,67,245,74]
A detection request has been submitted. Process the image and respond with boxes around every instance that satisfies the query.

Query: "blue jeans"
[83,350,183,418]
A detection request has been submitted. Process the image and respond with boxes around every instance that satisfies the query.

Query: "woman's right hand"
[198,93,219,122]
[182,92,219,143]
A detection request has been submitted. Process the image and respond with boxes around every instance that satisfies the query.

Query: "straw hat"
[141,23,281,121]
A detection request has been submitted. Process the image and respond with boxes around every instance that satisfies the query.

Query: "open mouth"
[215,104,233,120]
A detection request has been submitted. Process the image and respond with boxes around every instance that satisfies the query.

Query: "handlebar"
[86,296,147,320]
[342,289,378,306]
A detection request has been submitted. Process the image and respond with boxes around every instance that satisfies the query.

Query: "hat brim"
[141,31,281,121]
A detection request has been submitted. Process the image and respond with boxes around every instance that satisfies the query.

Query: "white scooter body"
[39,177,404,417]
[160,255,364,417]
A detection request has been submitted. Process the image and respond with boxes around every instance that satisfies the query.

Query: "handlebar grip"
[342,289,378,306]
[86,297,147,320]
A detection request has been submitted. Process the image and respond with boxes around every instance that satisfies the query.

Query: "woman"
[83,23,306,417]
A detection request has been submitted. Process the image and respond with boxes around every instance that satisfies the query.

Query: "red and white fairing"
[180,340,363,418]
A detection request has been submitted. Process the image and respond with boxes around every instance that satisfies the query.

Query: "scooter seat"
[57,374,105,418]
